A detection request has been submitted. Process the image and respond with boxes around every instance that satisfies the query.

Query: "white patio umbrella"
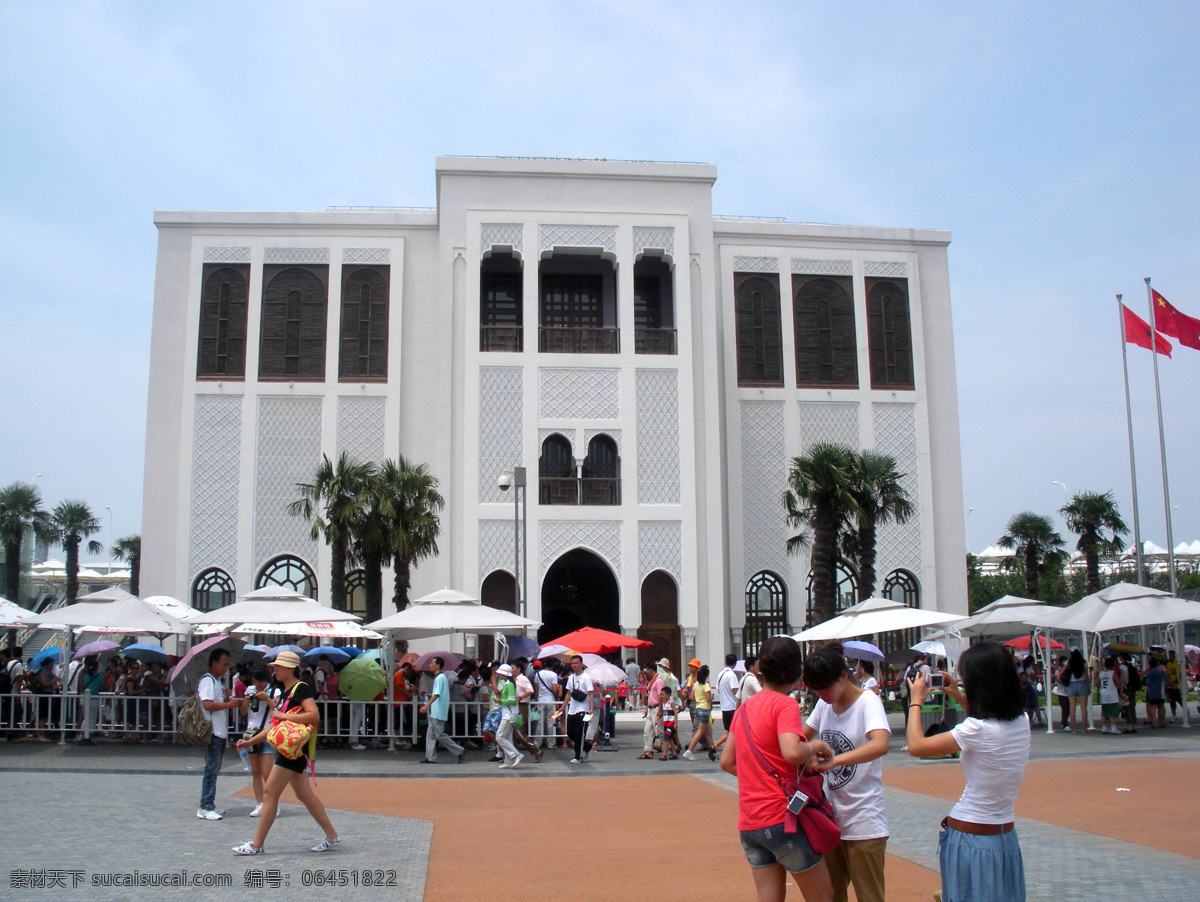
[231,620,383,640]
[0,597,34,628]
[956,595,1054,637]
[793,596,966,642]
[186,588,362,625]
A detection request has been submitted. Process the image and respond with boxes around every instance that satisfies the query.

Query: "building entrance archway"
[477,570,516,664]
[538,549,619,645]
[638,570,680,674]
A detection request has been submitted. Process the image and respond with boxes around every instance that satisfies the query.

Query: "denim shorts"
[695,710,711,725]
[1066,679,1088,698]
[739,823,822,874]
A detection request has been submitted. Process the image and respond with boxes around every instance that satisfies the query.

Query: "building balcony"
[635,327,677,355]
[538,326,620,354]
[480,325,523,352]
[539,477,621,506]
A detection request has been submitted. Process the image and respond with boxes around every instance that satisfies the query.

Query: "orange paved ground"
[244,776,940,901]
[883,753,1200,860]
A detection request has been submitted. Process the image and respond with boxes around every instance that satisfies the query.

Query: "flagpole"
[1144,279,1178,598]
[1117,295,1145,586]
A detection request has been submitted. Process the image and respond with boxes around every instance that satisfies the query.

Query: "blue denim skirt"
[939,826,1025,902]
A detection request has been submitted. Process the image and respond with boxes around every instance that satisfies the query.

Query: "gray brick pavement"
[0,772,430,902]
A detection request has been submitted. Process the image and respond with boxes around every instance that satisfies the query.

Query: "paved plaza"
[0,712,1197,901]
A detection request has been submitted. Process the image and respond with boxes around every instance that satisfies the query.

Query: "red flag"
[1123,304,1172,357]
[1151,289,1200,351]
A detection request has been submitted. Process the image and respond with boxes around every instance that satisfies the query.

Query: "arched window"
[539,434,577,505]
[581,434,620,505]
[880,569,921,655]
[866,278,914,389]
[192,568,236,612]
[734,273,783,386]
[259,266,328,380]
[793,275,857,387]
[344,568,368,617]
[480,252,523,352]
[255,555,318,599]
[744,570,787,656]
[197,264,249,378]
[339,266,389,379]
[804,560,859,627]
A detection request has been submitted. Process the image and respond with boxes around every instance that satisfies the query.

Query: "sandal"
[659,755,670,760]
[637,752,654,759]
[534,749,543,763]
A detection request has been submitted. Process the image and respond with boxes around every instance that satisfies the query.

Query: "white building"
[141,156,967,668]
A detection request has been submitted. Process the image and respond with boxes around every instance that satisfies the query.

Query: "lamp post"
[498,467,528,618]
[104,506,113,575]
[966,507,975,555]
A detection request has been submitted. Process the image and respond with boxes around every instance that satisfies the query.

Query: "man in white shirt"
[197,649,238,820]
[531,661,559,747]
[557,655,594,763]
[736,654,762,706]
[711,653,741,756]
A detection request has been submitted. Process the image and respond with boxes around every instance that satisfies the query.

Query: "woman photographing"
[719,635,835,902]
[232,651,341,856]
[906,642,1029,902]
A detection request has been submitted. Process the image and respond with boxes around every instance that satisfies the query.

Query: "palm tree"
[996,511,1066,600]
[784,443,858,624]
[351,482,393,624]
[844,450,915,600]
[378,457,445,613]
[50,500,104,602]
[1061,491,1128,595]
[288,453,375,611]
[110,535,142,596]
[0,482,53,604]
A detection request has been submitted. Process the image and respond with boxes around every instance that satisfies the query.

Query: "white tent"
[957,594,1055,637]
[187,587,362,625]
[1025,582,1200,634]
[0,597,33,627]
[793,596,966,641]
[231,620,384,640]
[21,588,191,635]
[366,589,541,638]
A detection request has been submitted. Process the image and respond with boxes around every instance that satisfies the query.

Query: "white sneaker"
[232,841,263,855]
[682,750,695,760]
[350,744,366,751]
[311,836,341,853]
[197,808,223,820]
[250,804,263,817]
[569,758,582,764]
[511,753,524,769]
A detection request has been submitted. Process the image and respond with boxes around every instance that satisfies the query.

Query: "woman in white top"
[906,641,1030,902]
[803,645,891,902]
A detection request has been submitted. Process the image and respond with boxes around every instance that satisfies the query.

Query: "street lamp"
[1052,481,1068,505]
[498,467,527,618]
[966,507,975,554]
[105,506,113,574]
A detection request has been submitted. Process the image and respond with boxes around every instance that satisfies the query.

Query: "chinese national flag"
[1152,289,1200,351]
[1123,304,1172,357]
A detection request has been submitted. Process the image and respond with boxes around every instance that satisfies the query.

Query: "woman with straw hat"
[232,651,341,855]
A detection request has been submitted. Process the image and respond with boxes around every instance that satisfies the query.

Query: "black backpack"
[0,663,12,695]
[1124,663,1142,694]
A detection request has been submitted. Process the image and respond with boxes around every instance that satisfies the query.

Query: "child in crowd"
[659,687,680,760]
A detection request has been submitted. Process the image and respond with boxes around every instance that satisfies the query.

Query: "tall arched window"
[259,266,328,380]
[804,560,859,627]
[344,568,368,617]
[581,434,620,505]
[197,264,249,378]
[539,434,577,505]
[255,555,318,599]
[880,569,921,655]
[192,567,236,612]
[339,266,389,379]
[734,273,783,386]
[744,570,787,656]
[866,278,914,389]
[793,275,857,387]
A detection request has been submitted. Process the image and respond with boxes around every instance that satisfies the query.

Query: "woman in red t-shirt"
[720,636,835,902]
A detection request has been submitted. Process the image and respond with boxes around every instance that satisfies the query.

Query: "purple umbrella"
[842,640,885,662]
[263,644,305,661]
[72,640,120,660]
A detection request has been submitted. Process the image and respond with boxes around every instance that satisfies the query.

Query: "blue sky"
[2,1,1198,561]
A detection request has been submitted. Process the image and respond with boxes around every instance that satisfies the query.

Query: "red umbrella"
[1002,635,1064,651]
[541,627,652,655]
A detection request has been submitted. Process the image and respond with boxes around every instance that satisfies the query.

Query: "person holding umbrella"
[233,651,341,855]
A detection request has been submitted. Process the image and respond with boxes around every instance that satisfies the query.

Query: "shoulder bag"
[734,706,841,853]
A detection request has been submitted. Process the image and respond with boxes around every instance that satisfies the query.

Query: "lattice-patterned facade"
[538,367,620,419]
[539,520,622,581]
[872,402,922,576]
[203,247,251,264]
[538,224,617,256]
[478,367,524,504]
[636,368,680,504]
[633,226,675,259]
[638,520,682,585]
[189,394,243,578]
[342,247,390,265]
[791,258,852,276]
[797,402,860,452]
[478,518,517,586]
[481,223,524,257]
[336,395,386,464]
[253,396,322,566]
[740,401,790,582]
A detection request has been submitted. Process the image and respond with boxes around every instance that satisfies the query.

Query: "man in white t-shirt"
[736,655,761,706]
[710,653,741,756]
[196,649,238,820]
[531,661,559,746]
[557,655,594,763]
